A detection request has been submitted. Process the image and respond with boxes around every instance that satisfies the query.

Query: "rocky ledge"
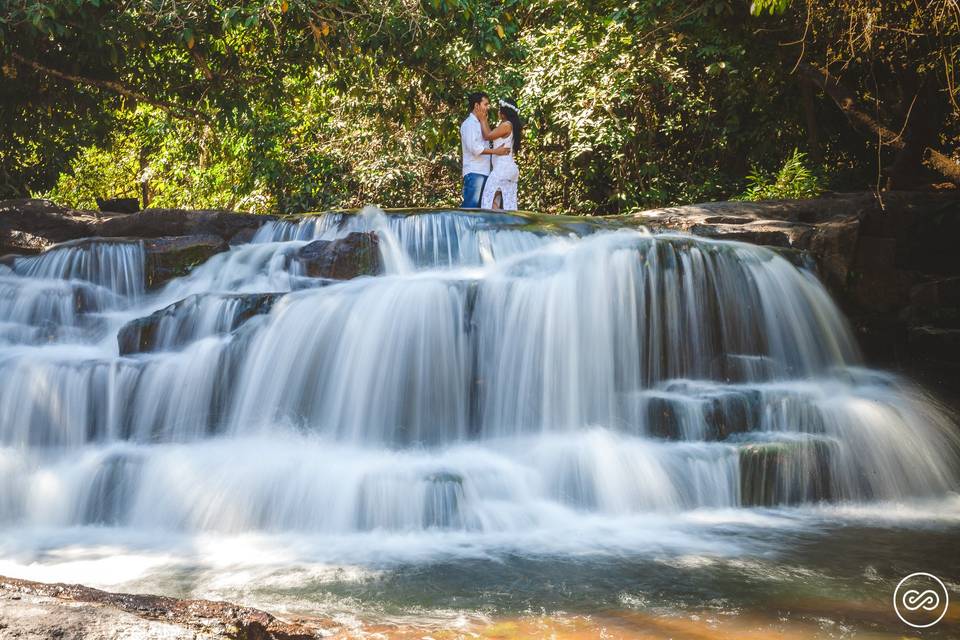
[0,199,273,255]
[624,191,960,395]
[0,575,318,639]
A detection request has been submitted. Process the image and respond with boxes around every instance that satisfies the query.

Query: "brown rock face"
[296,232,383,279]
[0,199,275,257]
[96,208,275,244]
[0,199,94,254]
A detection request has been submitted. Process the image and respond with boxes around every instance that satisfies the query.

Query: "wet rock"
[118,292,284,354]
[703,390,760,439]
[81,453,142,525]
[712,354,777,383]
[143,235,228,289]
[422,471,466,529]
[645,395,689,440]
[296,232,383,279]
[738,440,833,507]
[644,388,759,441]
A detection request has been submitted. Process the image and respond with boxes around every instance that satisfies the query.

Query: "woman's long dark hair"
[499,99,522,155]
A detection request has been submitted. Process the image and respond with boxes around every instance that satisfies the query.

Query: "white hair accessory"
[499,99,519,115]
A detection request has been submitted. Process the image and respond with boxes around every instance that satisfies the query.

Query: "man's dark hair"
[467,92,488,114]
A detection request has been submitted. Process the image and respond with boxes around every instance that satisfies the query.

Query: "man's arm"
[463,119,487,158]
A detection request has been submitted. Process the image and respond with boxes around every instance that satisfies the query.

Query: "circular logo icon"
[894,572,949,628]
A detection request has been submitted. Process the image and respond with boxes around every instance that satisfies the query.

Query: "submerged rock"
[295,231,383,279]
[422,471,467,529]
[80,452,142,526]
[143,235,228,289]
[118,292,284,354]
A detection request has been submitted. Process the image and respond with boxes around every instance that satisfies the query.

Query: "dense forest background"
[2,0,958,214]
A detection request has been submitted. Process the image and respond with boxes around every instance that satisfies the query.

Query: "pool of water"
[2,500,957,637]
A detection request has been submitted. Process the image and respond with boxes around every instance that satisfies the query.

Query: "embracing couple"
[460,92,522,211]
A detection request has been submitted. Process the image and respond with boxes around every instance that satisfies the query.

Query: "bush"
[735,149,824,201]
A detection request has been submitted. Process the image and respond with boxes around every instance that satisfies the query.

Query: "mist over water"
[1,208,958,629]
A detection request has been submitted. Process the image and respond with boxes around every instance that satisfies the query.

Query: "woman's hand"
[491,146,510,156]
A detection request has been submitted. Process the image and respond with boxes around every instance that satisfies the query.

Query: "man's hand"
[491,146,509,155]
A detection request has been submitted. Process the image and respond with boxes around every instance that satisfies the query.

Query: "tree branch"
[10,52,211,124]
[797,62,960,185]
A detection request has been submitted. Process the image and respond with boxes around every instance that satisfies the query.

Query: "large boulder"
[143,235,228,289]
[295,231,383,279]
[96,208,275,244]
[0,199,95,254]
[0,200,275,256]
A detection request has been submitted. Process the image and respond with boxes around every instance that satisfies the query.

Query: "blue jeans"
[461,173,488,208]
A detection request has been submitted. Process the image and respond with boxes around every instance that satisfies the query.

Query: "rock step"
[738,439,834,507]
[118,292,285,355]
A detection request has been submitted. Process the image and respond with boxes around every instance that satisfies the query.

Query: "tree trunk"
[797,62,960,186]
[799,78,822,164]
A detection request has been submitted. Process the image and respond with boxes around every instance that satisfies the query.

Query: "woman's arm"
[481,146,510,155]
[481,120,512,141]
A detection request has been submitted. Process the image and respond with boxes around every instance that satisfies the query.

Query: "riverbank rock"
[97,208,275,244]
[118,293,284,354]
[296,232,383,279]
[0,199,275,257]
[0,575,317,639]
[143,235,228,289]
[625,194,867,293]
[0,199,95,254]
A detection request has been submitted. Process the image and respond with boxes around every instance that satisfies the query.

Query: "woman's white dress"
[481,131,519,210]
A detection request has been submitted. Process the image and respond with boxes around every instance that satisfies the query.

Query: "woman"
[479,98,522,210]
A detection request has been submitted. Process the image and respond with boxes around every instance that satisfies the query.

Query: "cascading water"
[0,208,958,634]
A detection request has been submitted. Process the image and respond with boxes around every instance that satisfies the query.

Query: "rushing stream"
[0,208,957,637]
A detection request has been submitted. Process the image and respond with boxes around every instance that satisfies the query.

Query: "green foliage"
[736,149,824,201]
[749,0,790,16]
[3,0,957,213]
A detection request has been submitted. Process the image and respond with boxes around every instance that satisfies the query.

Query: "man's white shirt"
[460,113,490,177]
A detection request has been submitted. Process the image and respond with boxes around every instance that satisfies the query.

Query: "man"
[460,92,491,208]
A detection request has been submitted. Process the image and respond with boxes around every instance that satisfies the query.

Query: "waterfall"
[12,239,146,298]
[0,208,957,542]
